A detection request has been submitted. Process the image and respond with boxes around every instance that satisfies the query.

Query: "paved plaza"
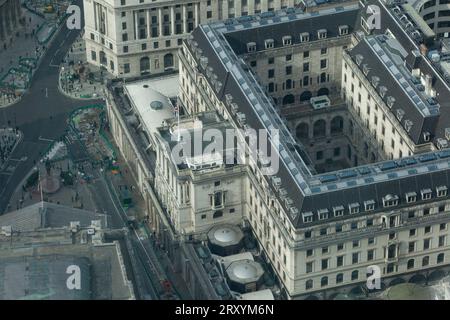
[59,36,112,100]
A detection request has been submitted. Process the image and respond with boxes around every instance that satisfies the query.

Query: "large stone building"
[0,0,22,47]
[409,0,450,38]
[105,0,450,300]
[83,0,299,77]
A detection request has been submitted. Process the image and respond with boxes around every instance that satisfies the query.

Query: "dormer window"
[423,131,431,142]
[396,109,405,121]
[302,211,313,223]
[339,25,349,36]
[406,191,417,203]
[437,186,448,197]
[387,96,395,108]
[318,208,329,220]
[355,54,363,66]
[318,29,327,39]
[300,32,309,43]
[364,200,375,211]
[282,36,292,46]
[349,203,360,214]
[362,64,370,76]
[333,205,345,217]
[379,86,387,98]
[264,39,274,49]
[247,42,256,53]
[383,194,399,207]
[405,119,413,132]
[421,188,432,200]
[371,76,380,88]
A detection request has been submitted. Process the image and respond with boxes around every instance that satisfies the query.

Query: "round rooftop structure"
[226,259,264,293]
[207,224,244,256]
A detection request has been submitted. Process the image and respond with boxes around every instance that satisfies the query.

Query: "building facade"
[177,0,450,299]
[105,0,450,300]
[83,0,298,77]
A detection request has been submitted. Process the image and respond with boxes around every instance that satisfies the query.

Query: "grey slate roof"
[187,2,450,228]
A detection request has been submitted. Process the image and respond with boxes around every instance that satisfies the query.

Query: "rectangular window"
[303,62,309,72]
[439,235,446,247]
[424,238,431,250]
[337,256,344,267]
[367,249,374,261]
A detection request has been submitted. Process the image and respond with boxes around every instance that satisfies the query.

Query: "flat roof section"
[125,81,175,135]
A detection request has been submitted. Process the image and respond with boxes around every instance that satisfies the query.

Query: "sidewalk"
[58,36,113,100]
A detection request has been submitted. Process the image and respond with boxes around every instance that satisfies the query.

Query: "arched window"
[300,90,312,102]
[305,279,313,290]
[351,270,359,281]
[407,259,414,269]
[99,51,107,65]
[317,87,330,96]
[422,256,430,266]
[336,273,344,284]
[321,276,328,287]
[140,56,150,74]
[164,53,174,69]
[437,253,445,264]
[313,119,326,138]
[296,123,309,140]
[330,116,344,134]
[282,94,295,105]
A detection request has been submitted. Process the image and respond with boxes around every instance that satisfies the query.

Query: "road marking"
[45,88,48,98]
[38,136,54,142]
[0,172,12,176]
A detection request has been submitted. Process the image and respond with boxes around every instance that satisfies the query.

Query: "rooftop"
[185,1,450,228]
[124,81,175,135]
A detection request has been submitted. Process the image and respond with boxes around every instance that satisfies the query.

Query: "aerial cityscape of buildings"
[2,0,450,302]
